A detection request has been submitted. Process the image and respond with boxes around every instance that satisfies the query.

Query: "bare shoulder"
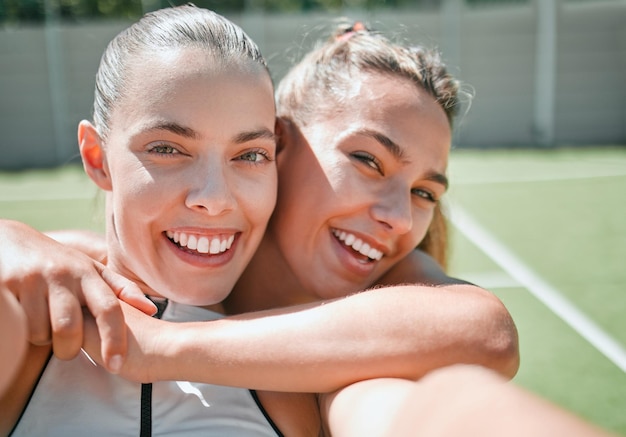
[0,344,51,436]
[375,249,470,287]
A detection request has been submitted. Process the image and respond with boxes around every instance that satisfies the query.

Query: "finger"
[81,308,105,367]
[48,284,84,360]
[80,273,127,374]
[16,285,52,346]
[98,266,157,316]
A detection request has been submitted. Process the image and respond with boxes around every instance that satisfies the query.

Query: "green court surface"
[447,147,626,435]
[1,146,625,434]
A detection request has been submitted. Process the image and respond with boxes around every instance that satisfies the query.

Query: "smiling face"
[269,72,451,299]
[81,48,277,306]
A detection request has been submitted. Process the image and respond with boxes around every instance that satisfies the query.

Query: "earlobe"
[78,120,112,191]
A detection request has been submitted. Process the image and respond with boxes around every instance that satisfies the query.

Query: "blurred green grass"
[447,147,626,435]
[0,165,104,231]
[1,147,625,434]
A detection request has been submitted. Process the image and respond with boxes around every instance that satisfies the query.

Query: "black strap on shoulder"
[249,390,284,437]
[9,349,54,436]
[140,383,152,437]
[139,296,168,437]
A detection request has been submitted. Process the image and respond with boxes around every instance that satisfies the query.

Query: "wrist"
[157,322,208,382]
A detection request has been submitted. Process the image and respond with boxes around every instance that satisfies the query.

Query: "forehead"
[312,72,451,167]
[110,47,275,135]
[123,47,270,103]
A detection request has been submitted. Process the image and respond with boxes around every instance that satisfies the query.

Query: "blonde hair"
[276,23,460,269]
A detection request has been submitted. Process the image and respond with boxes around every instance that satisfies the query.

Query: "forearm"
[153,284,518,392]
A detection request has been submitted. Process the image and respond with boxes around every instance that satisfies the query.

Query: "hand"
[82,301,163,383]
[0,219,156,372]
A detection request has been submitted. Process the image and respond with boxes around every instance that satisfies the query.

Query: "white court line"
[451,169,626,186]
[448,203,626,373]
[451,161,626,185]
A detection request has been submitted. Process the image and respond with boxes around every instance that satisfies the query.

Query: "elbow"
[490,325,520,380]
[451,284,520,379]
[481,296,520,380]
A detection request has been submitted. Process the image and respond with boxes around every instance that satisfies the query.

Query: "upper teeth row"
[332,229,383,260]
[166,231,235,254]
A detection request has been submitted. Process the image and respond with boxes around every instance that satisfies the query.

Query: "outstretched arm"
[321,365,617,437]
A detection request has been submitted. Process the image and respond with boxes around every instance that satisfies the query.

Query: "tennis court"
[1,146,625,434]
[446,146,626,435]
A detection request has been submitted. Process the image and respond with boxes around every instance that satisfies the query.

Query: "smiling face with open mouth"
[81,47,277,306]
[269,72,451,300]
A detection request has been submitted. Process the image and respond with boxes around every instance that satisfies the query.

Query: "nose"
[185,160,236,216]
[370,183,413,235]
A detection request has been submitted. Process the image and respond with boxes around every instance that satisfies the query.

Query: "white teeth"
[209,238,221,254]
[187,235,198,250]
[167,231,235,255]
[197,237,209,254]
[368,247,382,260]
[332,229,383,261]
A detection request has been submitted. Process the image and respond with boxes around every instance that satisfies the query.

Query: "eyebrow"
[144,122,276,144]
[358,128,449,190]
[425,171,449,191]
[359,129,405,161]
[145,121,199,139]
[234,128,277,144]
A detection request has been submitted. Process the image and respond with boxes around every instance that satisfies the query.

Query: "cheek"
[277,164,328,216]
[110,172,172,234]
[414,208,435,245]
[238,175,277,227]
[399,209,434,252]
[114,177,158,211]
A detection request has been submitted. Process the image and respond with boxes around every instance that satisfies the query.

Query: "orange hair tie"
[336,21,367,42]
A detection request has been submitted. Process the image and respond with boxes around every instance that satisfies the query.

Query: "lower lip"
[164,233,238,268]
[330,231,378,277]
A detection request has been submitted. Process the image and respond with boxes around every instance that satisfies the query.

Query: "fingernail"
[108,354,123,374]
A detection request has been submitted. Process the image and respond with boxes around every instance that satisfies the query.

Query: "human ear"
[78,120,112,191]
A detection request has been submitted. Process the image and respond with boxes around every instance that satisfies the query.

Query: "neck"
[223,233,315,314]
[105,249,225,315]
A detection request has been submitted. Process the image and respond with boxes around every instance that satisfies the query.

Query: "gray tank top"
[11,301,281,436]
